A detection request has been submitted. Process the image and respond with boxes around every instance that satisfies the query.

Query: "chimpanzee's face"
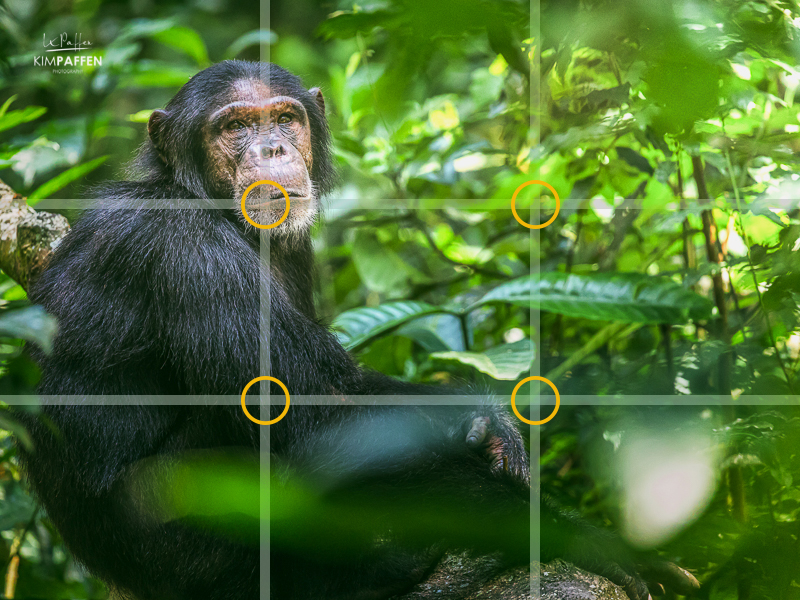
[204,78,324,233]
[147,72,328,234]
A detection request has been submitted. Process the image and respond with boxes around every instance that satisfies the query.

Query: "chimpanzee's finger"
[465,416,491,447]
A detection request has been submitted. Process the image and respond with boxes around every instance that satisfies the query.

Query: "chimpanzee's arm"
[26,207,191,495]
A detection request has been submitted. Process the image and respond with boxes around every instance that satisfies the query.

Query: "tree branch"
[0,178,69,292]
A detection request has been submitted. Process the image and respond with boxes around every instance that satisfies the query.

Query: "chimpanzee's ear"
[308,87,325,115]
[147,110,170,161]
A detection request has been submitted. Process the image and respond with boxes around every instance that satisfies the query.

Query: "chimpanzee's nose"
[250,141,287,162]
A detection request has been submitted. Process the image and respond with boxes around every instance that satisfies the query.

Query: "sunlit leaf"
[432,338,534,379]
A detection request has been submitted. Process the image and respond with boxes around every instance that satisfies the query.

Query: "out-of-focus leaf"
[617,146,654,175]
[120,61,197,88]
[28,155,108,202]
[152,26,210,67]
[0,104,47,133]
[0,95,18,118]
[476,272,713,324]
[128,109,154,123]
[0,476,36,528]
[431,338,534,380]
[224,30,277,59]
[0,305,57,354]
[134,451,260,545]
[113,18,174,45]
[351,230,428,294]
[317,10,394,39]
[333,302,442,350]
[0,409,33,452]
[644,41,720,134]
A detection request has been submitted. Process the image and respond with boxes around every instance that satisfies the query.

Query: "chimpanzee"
[18,61,695,600]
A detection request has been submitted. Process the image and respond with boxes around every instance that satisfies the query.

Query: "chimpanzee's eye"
[277,113,292,125]
[227,120,246,131]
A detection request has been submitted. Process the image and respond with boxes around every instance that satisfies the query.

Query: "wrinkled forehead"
[205,77,309,128]
[227,78,278,104]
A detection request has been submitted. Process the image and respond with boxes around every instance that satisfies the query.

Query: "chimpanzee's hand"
[464,408,529,484]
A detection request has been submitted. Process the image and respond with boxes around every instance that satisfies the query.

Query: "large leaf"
[333,301,442,350]
[432,339,534,380]
[477,272,713,324]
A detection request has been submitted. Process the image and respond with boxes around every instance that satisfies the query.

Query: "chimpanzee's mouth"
[252,191,308,209]
[266,188,304,199]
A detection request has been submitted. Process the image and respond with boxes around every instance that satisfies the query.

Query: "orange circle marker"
[241,376,290,425]
[511,180,560,229]
[240,180,291,230]
[510,376,560,426]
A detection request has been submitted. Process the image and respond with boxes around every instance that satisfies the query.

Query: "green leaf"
[28,155,108,202]
[0,408,33,452]
[317,10,394,40]
[477,272,713,324]
[115,18,175,43]
[0,95,17,118]
[224,30,277,59]
[120,61,197,88]
[0,305,58,354]
[397,313,465,352]
[128,109,154,123]
[333,301,442,351]
[0,105,47,133]
[352,230,428,294]
[432,339,535,380]
[152,26,210,67]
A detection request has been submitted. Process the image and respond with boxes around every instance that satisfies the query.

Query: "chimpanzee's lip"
[266,189,304,199]
[252,194,308,209]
